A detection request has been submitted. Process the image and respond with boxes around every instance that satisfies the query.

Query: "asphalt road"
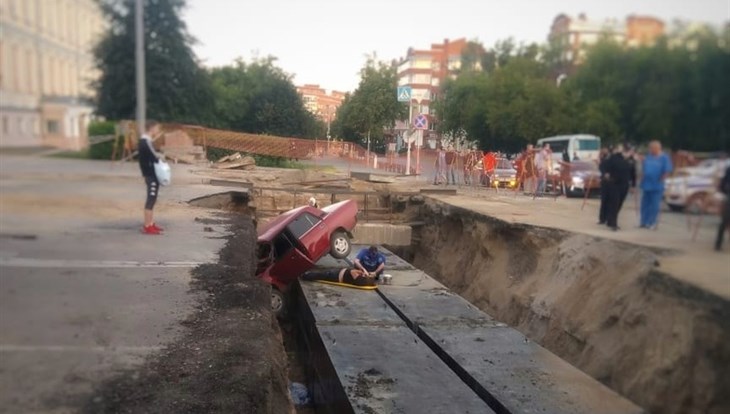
[0,155,232,413]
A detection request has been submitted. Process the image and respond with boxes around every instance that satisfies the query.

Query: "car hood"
[494,168,516,176]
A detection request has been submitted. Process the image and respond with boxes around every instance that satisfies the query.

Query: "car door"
[268,230,314,285]
[287,212,329,260]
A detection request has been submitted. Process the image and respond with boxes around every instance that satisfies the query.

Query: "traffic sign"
[397,86,412,102]
[414,114,428,130]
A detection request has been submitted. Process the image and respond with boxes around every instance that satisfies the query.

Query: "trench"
[387,198,730,414]
[191,190,729,414]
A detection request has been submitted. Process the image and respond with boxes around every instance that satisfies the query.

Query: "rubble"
[215,153,256,170]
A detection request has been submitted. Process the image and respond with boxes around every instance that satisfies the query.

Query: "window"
[272,232,296,261]
[578,139,600,151]
[46,120,60,134]
[287,213,320,239]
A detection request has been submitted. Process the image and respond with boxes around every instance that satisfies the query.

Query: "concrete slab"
[378,264,644,414]
[298,281,493,414]
[352,223,412,246]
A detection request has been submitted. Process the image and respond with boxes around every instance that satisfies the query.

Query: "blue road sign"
[397,86,412,102]
[414,114,428,130]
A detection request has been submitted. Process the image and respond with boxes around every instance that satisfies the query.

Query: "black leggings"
[145,176,159,210]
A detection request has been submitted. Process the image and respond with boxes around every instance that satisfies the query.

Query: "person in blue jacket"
[640,140,673,229]
[353,245,386,280]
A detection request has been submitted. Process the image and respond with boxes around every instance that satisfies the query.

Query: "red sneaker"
[142,225,161,235]
[151,223,164,232]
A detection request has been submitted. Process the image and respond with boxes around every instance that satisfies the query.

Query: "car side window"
[287,213,320,239]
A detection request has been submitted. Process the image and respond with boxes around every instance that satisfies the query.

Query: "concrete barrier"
[352,223,411,246]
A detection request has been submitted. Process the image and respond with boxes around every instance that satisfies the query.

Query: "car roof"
[257,205,310,241]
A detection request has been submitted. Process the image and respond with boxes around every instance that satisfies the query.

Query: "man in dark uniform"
[716,166,730,251]
[604,144,635,231]
[598,147,611,225]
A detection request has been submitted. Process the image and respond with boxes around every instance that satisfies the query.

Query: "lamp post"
[405,100,413,175]
[134,0,145,137]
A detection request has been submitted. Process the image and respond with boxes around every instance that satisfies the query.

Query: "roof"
[257,205,308,240]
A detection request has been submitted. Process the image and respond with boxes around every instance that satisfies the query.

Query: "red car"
[256,200,358,315]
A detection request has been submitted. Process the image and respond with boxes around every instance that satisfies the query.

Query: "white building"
[0,0,105,149]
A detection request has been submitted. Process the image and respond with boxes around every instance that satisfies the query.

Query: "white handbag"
[154,160,171,186]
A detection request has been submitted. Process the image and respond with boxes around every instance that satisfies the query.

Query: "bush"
[88,121,124,160]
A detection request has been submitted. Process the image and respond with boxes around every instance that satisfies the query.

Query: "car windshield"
[496,159,513,169]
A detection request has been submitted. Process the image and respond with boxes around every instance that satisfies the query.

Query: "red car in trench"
[256,200,358,315]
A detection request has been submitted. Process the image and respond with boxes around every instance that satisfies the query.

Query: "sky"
[185,0,729,92]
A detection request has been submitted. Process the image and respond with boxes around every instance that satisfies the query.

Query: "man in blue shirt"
[354,245,386,280]
[640,140,673,229]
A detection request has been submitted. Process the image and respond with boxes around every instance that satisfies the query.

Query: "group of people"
[432,146,514,187]
[515,143,554,195]
[597,140,671,231]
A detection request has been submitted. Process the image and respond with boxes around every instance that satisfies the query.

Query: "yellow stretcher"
[312,280,378,290]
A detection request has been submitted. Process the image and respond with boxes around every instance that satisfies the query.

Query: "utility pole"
[135,0,146,138]
[405,101,413,175]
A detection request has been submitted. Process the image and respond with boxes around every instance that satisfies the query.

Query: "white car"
[664,158,730,213]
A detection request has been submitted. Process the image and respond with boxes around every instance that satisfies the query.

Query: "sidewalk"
[428,190,730,300]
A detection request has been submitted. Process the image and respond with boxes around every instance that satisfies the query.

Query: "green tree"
[331,56,406,151]
[208,57,324,138]
[93,0,213,124]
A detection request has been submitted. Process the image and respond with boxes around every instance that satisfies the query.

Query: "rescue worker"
[640,140,673,229]
[354,245,386,280]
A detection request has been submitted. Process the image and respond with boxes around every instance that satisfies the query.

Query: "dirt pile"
[399,199,730,414]
[82,216,293,414]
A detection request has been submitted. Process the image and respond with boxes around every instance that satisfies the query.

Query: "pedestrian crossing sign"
[397,86,412,102]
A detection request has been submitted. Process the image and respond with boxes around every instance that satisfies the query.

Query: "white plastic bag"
[154,160,171,186]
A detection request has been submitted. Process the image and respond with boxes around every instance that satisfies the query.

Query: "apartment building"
[550,13,665,67]
[395,38,468,144]
[0,0,104,149]
[296,83,346,125]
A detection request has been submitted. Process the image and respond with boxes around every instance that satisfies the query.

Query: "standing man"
[715,166,730,251]
[139,120,163,235]
[433,146,447,185]
[521,145,537,194]
[535,144,550,195]
[603,144,635,231]
[354,245,386,280]
[640,140,673,229]
[598,147,611,225]
[445,146,458,185]
[482,150,497,186]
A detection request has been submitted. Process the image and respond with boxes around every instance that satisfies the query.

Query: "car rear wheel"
[330,231,351,259]
[271,289,286,319]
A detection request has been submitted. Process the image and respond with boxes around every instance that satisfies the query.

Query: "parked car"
[489,158,518,188]
[664,158,730,213]
[256,200,358,316]
[559,161,602,197]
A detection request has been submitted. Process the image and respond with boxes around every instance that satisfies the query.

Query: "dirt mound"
[81,216,293,414]
[398,200,730,414]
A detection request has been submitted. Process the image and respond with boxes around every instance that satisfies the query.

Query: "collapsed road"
[294,246,642,414]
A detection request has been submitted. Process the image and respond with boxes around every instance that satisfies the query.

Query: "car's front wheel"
[330,231,351,259]
[271,289,286,319]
